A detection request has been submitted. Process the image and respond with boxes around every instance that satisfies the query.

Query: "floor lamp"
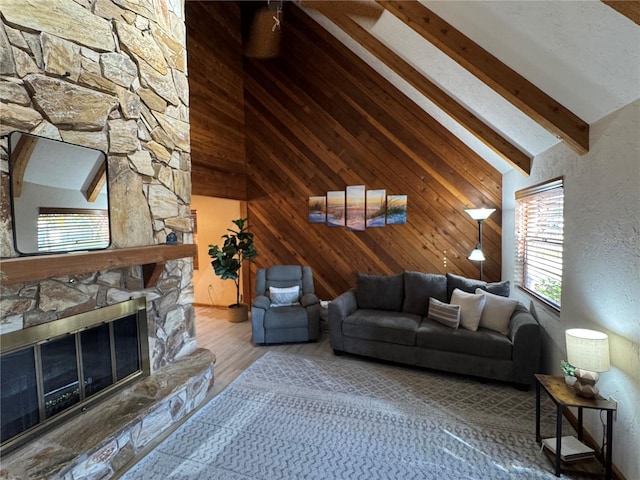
[465,208,495,281]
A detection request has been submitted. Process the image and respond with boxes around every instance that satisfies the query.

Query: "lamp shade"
[468,248,485,261]
[565,328,610,372]
[465,208,496,221]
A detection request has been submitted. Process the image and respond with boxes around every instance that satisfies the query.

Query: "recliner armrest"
[301,293,319,307]
[252,295,271,310]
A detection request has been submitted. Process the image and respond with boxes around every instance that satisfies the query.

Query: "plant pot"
[565,375,577,387]
[227,303,248,323]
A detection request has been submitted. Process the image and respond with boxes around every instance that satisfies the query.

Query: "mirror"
[8,131,110,255]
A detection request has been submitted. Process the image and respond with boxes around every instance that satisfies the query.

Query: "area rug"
[121,352,584,480]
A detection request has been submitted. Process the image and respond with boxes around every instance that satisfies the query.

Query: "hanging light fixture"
[465,208,495,280]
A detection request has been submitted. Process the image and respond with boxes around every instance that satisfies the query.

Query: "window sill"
[516,285,561,315]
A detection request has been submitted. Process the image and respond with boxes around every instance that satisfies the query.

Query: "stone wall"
[0,0,194,370]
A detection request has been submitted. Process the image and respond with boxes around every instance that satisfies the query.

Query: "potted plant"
[561,360,576,386]
[208,218,257,323]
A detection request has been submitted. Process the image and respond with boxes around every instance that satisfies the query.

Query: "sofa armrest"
[252,295,271,310]
[301,293,319,307]
[328,289,357,351]
[508,304,541,386]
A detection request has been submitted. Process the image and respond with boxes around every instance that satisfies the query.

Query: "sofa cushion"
[446,273,510,301]
[264,306,309,329]
[356,273,404,311]
[402,271,447,316]
[476,288,519,335]
[450,288,486,331]
[417,318,513,360]
[343,309,420,346]
[427,298,460,329]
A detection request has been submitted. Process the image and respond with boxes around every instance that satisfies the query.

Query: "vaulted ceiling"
[280,0,640,174]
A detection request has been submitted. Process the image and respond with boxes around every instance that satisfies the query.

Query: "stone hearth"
[0,348,215,480]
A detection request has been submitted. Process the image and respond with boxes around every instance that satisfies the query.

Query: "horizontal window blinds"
[515,178,564,309]
[38,208,109,252]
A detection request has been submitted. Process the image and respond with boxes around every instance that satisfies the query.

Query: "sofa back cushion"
[356,272,404,311]
[446,273,510,301]
[402,271,447,316]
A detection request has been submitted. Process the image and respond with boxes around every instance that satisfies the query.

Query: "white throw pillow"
[450,288,486,331]
[475,288,519,335]
[269,285,300,306]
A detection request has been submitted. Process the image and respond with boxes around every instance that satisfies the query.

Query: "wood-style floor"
[195,306,334,396]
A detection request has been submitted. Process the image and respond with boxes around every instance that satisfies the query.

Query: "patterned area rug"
[122,352,585,480]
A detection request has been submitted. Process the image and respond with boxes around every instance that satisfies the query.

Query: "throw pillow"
[403,271,447,316]
[356,272,404,311]
[450,288,486,331]
[446,273,510,300]
[269,285,300,306]
[475,288,519,335]
[427,297,460,329]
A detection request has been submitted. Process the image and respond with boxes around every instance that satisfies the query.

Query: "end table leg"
[555,404,562,476]
[535,380,541,442]
[606,411,613,480]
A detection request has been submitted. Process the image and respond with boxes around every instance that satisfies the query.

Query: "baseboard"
[562,407,626,480]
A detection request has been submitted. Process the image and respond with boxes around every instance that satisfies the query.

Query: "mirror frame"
[8,131,111,256]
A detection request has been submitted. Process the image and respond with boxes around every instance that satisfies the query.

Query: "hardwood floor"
[195,306,334,396]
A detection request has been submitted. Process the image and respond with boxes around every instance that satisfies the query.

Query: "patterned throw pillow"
[450,288,486,331]
[269,286,300,306]
[427,297,461,329]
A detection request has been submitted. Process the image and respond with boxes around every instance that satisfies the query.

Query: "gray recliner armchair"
[251,265,320,344]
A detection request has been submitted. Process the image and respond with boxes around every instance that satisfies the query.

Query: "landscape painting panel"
[308,196,326,223]
[346,185,366,231]
[366,189,386,227]
[386,195,407,225]
[327,191,345,227]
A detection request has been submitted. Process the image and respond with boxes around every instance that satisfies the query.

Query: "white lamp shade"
[566,328,610,372]
[468,248,485,261]
[465,208,496,221]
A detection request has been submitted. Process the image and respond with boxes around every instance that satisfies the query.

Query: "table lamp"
[565,328,610,398]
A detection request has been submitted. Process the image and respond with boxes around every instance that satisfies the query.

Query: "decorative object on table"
[308,196,326,223]
[561,359,577,386]
[208,218,258,323]
[166,231,178,245]
[565,328,610,398]
[464,207,496,280]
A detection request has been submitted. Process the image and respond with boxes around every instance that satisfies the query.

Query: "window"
[38,208,109,253]
[515,177,564,309]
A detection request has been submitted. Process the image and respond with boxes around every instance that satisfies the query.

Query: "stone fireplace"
[0,0,215,477]
[1,298,150,453]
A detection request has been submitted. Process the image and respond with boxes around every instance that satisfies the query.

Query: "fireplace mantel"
[0,244,197,288]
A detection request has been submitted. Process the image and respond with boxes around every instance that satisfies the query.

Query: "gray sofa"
[329,272,541,388]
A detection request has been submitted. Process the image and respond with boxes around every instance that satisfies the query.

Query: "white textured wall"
[503,99,640,479]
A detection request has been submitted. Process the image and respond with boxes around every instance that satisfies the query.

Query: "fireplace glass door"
[0,299,149,452]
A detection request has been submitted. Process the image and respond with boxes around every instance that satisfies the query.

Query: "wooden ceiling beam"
[84,161,107,203]
[377,0,590,155]
[602,1,640,25]
[321,10,532,175]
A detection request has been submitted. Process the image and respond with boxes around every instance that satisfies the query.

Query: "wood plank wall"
[186,2,247,200]
[186,3,503,301]
[243,5,502,300]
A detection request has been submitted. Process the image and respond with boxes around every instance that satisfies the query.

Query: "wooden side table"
[535,374,617,479]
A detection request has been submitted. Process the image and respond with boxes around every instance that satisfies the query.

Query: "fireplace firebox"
[0,298,150,453]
